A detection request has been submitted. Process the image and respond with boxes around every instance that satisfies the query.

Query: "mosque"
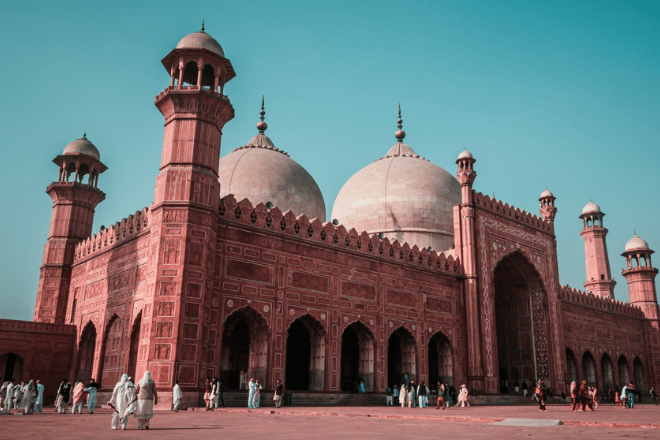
[1,27,659,405]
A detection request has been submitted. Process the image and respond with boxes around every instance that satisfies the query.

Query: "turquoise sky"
[1,0,659,320]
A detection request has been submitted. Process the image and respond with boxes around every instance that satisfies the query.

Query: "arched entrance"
[618,355,630,386]
[285,315,325,391]
[127,312,141,380]
[582,351,596,386]
[428,331,452,388]
[77,322,97,383]
[633,357,645,392]
[220,306,269,389]
[601,354,614,391]
[340,321,375,392]
[566,348,578,383]
[388,327,417,388]
[493,252,551,393]
[0,352,24,381]
[100,315,125,387]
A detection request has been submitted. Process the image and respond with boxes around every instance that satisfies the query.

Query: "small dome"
[540,188,554,199]
[457,149,473,160]
[624,233,650,252]
[581,200,601,215]
[62,134,100,160]
[219,134,326,221]
[176,31,225,57]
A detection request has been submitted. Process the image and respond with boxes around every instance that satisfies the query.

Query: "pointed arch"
[127,311,142,380]
[565,348,578,384]
[220,306,270,389]
[582,351,596,386]
[618,355,630,386]
[76,320,97,383]
[285,314,326,391]
[601,353,614,391]
[340,320,375,392]
[100,314,125,388]
[428,331,453,388]
[387,326,417,388]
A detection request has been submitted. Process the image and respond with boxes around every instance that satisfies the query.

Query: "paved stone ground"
[2,403,659,439]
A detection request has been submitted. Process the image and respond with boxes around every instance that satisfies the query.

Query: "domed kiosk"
[218,99,326,221]
[331,108,461,252]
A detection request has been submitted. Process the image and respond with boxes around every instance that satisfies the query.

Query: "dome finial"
[83,132,87,139]
[395,103,405,142]
[257,95,267,134]
[201,19,205,33]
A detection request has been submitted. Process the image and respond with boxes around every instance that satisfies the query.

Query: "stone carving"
[163,240,181,265]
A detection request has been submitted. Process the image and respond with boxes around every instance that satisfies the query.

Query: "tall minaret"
[34,135,107,323]
[621,233,659,321]
[579,200,616,298]
[455,148,484,392]
[145,24,235,386]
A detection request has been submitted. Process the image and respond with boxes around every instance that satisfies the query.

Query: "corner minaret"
[621,233,659,320]
[34,135,107,323]
[539,188,557,223]
[579,200,616,298]
[145,26,235,387]
[455,148,484,392]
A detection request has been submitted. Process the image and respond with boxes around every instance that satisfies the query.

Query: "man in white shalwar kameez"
[109,374,132,430]
[4,379,15,411]
[35,380,44,412]
[247,378,256,408]
[172,380,182,411]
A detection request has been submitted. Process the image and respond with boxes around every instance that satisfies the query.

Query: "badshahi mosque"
[1,27,659,405]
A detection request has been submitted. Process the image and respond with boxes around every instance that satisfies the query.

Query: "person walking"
[399,384,407,408]
[273,379,284,408]
[34,380,44,412]
[209,377,219,409]
[569,381,578,411]
[578,380,591,411]
[407,381,416,408]
[436,382,446,410]
[386,386,393,406]
[56,379,71,414]
[650,386,657,405]
[536,379,547,412]
[247,378,256,409]
[21,380,36,414]
[253,379,262,408]
[84,378,99,414]
[203,377,212,410]
[444,382,451,408]
[521,380,528,397]
[216,378,225,407]
[71,380,85,414]
[627,383,636,409]
[457,384,470,407]
[135,371,158,430]
[172,380,182,412]
[4,379,15,411]
[14,382,23,409]
[417,381,427,408]
[392,384,399,406]
[109,374,132,430]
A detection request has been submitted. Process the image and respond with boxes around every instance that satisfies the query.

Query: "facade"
[2,27,660,404]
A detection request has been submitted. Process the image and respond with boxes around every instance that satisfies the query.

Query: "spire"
[83,132,87,139]
[257,95,267,134]
[395,104,406,142]
[201,19,205,33]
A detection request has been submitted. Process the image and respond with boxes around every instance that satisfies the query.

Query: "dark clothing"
[57,382,71,401]
[275,384,284,396]
[88,381,99,390]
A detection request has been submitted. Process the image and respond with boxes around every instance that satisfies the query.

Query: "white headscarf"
[139,371,152,388]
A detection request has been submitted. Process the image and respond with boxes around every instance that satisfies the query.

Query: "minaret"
[34,135,107,323]
[146,25,235,386]
[539,188,557,223]
[579,200,616,298]
[621,233,659,320]
[455,148,483,392]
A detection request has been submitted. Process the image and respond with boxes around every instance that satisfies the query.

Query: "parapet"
[74,207,150,262]
[559,285,643,318]
[219,195,462,276]
[473,191,553,233]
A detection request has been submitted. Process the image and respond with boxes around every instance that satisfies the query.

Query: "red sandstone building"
[2,27,659,405]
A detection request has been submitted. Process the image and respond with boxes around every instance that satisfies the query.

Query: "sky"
[1,0,659,320]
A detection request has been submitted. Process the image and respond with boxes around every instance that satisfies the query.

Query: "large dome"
[218,108,325,221]
[62,134,100,160]
[331,130,460,252]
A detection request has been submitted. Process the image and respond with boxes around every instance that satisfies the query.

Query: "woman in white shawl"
[456,384,470,407]
[134,371,158,430]
[21,380,36,414]
[109,374,132,430]
[400,384,407,408]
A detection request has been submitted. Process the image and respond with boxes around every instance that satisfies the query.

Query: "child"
[614,391,623,408]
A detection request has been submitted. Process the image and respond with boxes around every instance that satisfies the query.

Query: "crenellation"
[560,285,643,318]
[74,207,150,262]
[218,195,461,275]
[473,191,551,232]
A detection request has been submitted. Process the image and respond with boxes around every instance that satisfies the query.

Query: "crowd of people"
[0,378,44,413]
[384,374,471,409]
